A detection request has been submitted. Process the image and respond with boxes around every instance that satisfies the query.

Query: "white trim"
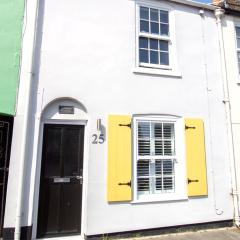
[136,0,217,10]
[135,1,180,77]
[133,66,182,77]
[131,194,188,203]
[170,0,216,10]
[132,116,187,202]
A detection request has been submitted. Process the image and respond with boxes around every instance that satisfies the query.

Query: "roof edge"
[168,0,218,11]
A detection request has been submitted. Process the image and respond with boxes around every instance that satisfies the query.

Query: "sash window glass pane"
[139,37,148,49]
[150,51,159,64]
[150,8,159,21]
[140,7,149,20]
[140,20,149,33]
[160,10,169,23]
[139,49,149,63]
[160,52,169,65]
[151,22,159,34]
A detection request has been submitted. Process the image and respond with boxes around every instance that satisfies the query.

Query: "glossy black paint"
[37,124,84,238]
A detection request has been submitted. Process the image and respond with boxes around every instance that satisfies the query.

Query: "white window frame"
[132,115,187,203]
[134,1,180,77]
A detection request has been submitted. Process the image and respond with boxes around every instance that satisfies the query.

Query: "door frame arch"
[31,98,89,240]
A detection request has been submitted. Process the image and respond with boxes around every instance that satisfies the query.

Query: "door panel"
[44,184,61,235]
[37,124,84,238]
[61,183,81,233]
[44,127,62,177]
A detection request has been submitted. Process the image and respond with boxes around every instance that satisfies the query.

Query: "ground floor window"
[133,116,187,201]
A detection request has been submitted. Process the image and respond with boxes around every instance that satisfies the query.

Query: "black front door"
[37,124,84,238]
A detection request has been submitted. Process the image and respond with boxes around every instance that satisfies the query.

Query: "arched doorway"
[36,98,87,238]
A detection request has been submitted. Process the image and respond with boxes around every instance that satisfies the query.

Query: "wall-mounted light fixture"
[97,119,101,131]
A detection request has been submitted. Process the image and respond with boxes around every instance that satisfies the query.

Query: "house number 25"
[92,134,105,144]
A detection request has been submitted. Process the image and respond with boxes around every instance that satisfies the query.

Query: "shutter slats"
[185,119,208,197]
[107,115,132,202]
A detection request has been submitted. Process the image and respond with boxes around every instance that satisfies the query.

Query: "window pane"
[150,8,159,21]
[163,124,174,139]
[155,160,162,176]
[237,38,240,49]
[154,123,162,138]
[238,51,240,62]
[160,10,169,23]
[155,140,163,155]
[138,139,151,155]
[150,39,158,50]
[159,40,168,51]
[138,122,150,138]
[156,178,162,191]
[236,27,240,37]
[140,20,149,33]
[163,160,173,174]
[139,49,148,63]
[138,178,150,193]
[163,177,173,190]
[140,7,149,20]
[150,22,159,34]
[160,23,169,36]
[137,159,150,193]
[150,51,159,64]
[137,160,150,177]
[139,37,148,49]
[164,140,173,155]
[160,52,169,65]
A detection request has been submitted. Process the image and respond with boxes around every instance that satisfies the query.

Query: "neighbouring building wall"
[0,0,24,116]
[221,13,240,217]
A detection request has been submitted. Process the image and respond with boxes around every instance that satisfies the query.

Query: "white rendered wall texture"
[4,0,234,236]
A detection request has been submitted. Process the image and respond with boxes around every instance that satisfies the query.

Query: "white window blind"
[137,121,176,196]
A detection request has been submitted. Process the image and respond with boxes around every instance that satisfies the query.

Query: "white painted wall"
[4,0,234,237]
[221,14,240,220]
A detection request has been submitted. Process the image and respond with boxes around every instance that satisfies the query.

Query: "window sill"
[131,194,188,204]
[133,67,182,78]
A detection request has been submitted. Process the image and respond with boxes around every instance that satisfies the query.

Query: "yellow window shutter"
[107,115,132,202]
[185,119,208,197]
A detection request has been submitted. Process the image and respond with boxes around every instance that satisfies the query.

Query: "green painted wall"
[0,0,24,116]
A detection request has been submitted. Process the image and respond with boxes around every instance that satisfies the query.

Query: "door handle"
[75,176,83,180]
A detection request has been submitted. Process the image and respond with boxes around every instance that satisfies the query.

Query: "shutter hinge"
[185,125,196,130]
[223,99,230,104]
[231,189,239,196]
[118,181,131,187]
[119,123,131,128]
[187,178,199,184]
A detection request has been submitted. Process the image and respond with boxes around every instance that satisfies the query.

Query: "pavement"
[118,227,240,240]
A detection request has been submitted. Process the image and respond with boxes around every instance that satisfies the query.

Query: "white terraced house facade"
[2,0,239,239]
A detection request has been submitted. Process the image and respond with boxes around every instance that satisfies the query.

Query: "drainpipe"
[215,8,240,227]
[14,0,39,239]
